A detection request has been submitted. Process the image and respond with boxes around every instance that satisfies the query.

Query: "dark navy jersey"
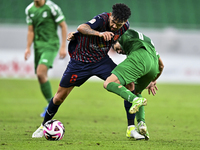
[68,12,129,63]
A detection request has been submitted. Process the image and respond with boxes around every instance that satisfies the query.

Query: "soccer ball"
[43,119,65,141]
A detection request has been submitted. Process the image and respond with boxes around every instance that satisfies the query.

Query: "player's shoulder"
[96,12,109,20]
[25,2,34,14]
[46,0,59,9]
[46,0,55,5]
[127,29,138,35]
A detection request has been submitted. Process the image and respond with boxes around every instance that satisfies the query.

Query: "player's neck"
[34,0,46,8]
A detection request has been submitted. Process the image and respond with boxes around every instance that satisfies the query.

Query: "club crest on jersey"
[43,11,47,18]
[113,35,120,41]
[30,14,34,17]
[88,19,96,24]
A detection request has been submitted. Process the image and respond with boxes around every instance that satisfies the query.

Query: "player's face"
[109,15,126,32]
[34,0,45,7]
[113,42,125,54]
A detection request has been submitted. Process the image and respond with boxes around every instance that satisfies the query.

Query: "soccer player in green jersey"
[24,0,67,117]
[104,29,164,140]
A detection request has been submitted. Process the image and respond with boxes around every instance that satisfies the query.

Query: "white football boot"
[32,124,44,138]
[137,121,150,140]
[126,125,145,140]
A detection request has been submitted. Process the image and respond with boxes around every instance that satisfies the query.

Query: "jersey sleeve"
[25,4,33,25]
[25,14,32,25]
[47,1,65,24]
[85,14,104,29]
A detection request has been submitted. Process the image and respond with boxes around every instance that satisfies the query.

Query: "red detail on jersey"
[113,35,120,41]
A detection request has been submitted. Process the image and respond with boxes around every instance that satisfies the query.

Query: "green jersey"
[118,29,159,58]
[112,29,160,92]
[25,0,65,50]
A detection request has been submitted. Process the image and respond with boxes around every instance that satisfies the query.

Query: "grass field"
[0,79,200,150]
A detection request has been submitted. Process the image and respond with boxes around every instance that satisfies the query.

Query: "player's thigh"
[112,56,144,85]
[135,66,158,93]
[59,60,92,88]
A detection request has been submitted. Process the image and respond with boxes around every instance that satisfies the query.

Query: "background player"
[104,29,164,140]
[24,0,67,117]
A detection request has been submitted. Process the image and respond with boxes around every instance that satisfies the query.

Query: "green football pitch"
[0,79,200,150]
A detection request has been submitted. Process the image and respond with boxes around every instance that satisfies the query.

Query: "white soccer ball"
[43,119,65,141]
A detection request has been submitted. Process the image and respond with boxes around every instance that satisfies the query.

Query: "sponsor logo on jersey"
[43,11,47,18]
[98,43,105,48]
[88,19,96,24]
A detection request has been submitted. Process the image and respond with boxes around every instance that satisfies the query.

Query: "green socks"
[106,82,146,123]
[40,81,53,103]
[136,106,145,122]
[135,94,145,122]
[106,82,137,102]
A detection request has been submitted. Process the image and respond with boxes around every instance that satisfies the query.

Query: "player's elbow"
[77,24,91,33]
[160,63,164,70]
[77,24,86,32]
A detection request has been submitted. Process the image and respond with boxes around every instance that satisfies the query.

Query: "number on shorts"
[70,74,78,83]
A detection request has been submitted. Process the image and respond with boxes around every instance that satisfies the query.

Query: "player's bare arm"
[77,24,114,41]
[24,25,34,60]
[146,57,164,95]
[59,21,67,59]
[153,57,164,82]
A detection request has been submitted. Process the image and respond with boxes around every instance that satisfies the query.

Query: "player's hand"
[24,48,31,60]
[59,47,67,59]
[99,31,114,41]
[146,81,158,96]
[67,32,75,41]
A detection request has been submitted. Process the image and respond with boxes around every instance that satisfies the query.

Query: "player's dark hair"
[112,3,131,22]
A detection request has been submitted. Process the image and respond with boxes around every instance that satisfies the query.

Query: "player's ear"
[109,12,112,16]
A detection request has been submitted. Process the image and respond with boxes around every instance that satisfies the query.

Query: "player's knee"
[53,95,65,105]
[36,72,47,83]
[103,81,109,89]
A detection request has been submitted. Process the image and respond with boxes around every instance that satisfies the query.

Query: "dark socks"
[124,100,135,126]
[42,98,60,125]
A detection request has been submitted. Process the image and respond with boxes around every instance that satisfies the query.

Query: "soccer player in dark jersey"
[24,0,67,117]
[104,29,164,140]
[32,3,135,139]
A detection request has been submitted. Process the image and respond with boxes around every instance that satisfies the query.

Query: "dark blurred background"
[0,0,200,83]
[0,0,199,29]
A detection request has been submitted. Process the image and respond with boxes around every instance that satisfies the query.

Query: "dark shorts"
[60,55,117,88]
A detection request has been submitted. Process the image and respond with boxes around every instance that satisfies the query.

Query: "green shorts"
[34,49,58,73]
[112,48,159,93]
